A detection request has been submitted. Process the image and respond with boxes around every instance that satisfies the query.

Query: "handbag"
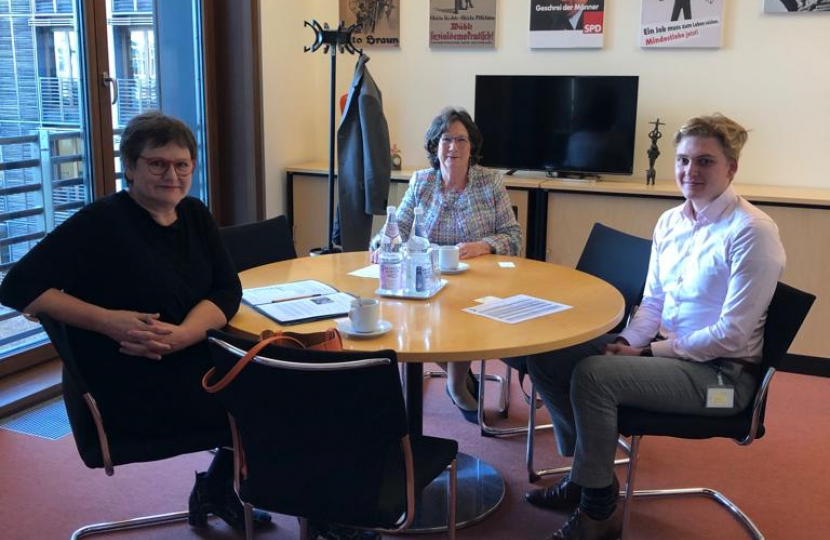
[202,328,343,393]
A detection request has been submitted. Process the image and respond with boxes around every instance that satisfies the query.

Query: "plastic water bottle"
[405,206,433,293]
[378,205,403,293]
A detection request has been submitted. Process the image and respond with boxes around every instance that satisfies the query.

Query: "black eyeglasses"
[138,155,194,176]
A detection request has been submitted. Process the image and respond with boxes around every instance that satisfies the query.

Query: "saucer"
[336,318,393,339]
[440,262,469,275]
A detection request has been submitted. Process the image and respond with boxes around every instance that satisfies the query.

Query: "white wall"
[260,1,830,216]
[259,2,325,216]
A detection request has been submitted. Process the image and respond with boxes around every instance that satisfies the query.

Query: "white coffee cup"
[430,243,440,269]
[438,245,460,271]
[349,298,380,333]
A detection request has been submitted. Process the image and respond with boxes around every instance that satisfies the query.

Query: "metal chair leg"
[298,517,310,540]
[526,382,629,482]
[502,363,512,418]
[244,502,254,540]
[620,436,640,540]
[480,360,553,438]
[447,459,457,540]
[70,511,190,539]
[620,435,763,540]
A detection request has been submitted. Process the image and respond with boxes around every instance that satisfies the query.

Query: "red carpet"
[1,367,828,540]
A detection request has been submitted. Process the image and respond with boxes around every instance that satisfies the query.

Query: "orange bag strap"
[202,334,303,393]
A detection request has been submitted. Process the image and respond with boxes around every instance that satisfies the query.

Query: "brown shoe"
[525,475,582,511]
[546,507,622,540]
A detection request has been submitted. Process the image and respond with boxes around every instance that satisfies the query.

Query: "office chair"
[484,223,653,482]
[205,330,459,540]
[219,215,296,272]
[38,314,231,539]
[618,282,816,540]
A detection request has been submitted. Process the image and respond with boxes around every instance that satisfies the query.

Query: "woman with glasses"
[373,107,522,423]
[0,111,271,532]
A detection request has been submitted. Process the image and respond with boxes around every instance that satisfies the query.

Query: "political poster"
[339,0,400,48]
[640,0,725,49]
[429,0,497,48]
[528,1,605,49]
[763,0,830,13]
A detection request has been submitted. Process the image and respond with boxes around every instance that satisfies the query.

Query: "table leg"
[402,363,506,532]
[409,453,505,532]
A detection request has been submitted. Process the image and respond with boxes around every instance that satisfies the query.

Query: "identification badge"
[706,385,735,408]
[706,368,735,408]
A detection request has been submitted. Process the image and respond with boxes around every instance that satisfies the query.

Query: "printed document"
[243,280,338,306]
[242,280,353,325]
[464,294,571,324]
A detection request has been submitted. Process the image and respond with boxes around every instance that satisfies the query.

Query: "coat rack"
[304,20,362,254]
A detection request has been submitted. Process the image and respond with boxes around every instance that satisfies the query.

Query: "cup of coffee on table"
[438,245,460,271]
[349,298,380,333]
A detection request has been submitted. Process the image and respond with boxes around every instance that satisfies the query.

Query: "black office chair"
[38,314,231,539]
[205,330,459,540]
[481,223,653,482]
[617,282,816,540]
[219,215,296,272]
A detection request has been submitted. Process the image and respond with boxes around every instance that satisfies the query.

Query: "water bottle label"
[380,263,402,291]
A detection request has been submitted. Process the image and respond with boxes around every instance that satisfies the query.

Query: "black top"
[0,191,242,436]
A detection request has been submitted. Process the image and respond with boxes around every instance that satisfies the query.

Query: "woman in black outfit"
[0,111,270,532]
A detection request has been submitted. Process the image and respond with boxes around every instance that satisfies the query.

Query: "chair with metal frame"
[205,330,459,540]
[617,281,816,540]
[481,222,653,481]
[219,214,296,272]
[38,313,232,539]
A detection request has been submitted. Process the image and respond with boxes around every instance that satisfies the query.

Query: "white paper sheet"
[464,294,572,324]
[349,264,381,279]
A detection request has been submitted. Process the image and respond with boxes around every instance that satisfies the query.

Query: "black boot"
[188,470,273,531]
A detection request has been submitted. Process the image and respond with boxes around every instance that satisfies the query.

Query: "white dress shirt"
[619,186,786,362]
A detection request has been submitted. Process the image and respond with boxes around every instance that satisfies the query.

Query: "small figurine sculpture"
[390,143,402,171]
[646,118,664,186]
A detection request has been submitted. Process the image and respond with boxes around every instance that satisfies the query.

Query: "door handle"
[102,72,118,105]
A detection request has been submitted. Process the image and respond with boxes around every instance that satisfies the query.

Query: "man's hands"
[603,342,645,357]
[602,336,646,357]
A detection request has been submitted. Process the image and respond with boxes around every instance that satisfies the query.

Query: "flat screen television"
[474,75,639,177]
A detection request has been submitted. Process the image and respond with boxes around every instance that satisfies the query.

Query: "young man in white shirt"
[525,114,786,540]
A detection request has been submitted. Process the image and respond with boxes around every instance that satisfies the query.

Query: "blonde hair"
[673,113,749,163]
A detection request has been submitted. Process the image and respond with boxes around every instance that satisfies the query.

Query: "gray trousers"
[525,335,758,488]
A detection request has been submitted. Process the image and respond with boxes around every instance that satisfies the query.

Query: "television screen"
[474,75,639,176]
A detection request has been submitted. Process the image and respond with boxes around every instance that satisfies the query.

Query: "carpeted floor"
[1,365,828,540]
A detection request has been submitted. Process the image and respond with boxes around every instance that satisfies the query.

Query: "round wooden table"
[232,252,623,360]
[229,251,624,532]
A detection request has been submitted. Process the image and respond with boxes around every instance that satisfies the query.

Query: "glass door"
[0,0,94,359]
[107,0,208,200]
